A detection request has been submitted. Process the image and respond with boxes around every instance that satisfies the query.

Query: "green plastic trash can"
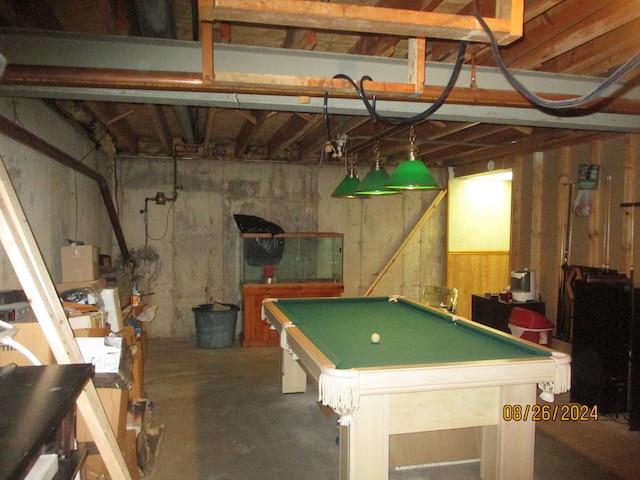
[192,302,239,348]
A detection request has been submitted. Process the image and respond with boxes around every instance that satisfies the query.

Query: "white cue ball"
[370,332,381,344]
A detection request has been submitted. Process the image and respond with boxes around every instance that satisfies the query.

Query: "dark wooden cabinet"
[630,288,639,430]
[552,266,637,422]
[471,294,546,333]
[241,282,344,347]
[0,364,93,479]
[570,279,633,416]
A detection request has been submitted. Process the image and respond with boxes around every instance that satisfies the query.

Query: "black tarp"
[233,214,285,266]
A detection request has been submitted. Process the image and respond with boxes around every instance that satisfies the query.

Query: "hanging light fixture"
[355,143,400,196]
[331,156,368,199]
[385,126,439,190]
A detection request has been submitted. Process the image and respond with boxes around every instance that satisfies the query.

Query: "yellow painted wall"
[448,177,512,252]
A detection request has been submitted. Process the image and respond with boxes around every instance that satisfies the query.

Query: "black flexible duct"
[323,12,640,150]
[472,11,640,110]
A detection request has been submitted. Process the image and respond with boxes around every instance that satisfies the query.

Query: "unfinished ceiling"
[0,0,639,171]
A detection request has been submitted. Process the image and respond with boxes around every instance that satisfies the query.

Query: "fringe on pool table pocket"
[319,367,360,426]
[538,351,571,402]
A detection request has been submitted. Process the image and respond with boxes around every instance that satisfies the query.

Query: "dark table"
[471,294,546,333]
[0,363,93,479]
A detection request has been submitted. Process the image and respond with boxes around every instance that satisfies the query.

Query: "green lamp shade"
[331,169,365,198]
[355,164,400,195]
[385,159,438,190]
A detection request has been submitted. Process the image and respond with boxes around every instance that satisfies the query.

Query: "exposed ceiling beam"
[445,130,617,167]
[4,80,638,135]
[299,116,370,161]
[2,28,638,103]
[0,29,639,133]
[202,107,218,155]
[199,0,524,45]
[3,27,638,99]
[547,20,640,76]
[83,100,138,153]
[49,99,122,154]
[347,0,437,57]
[280,0,321,50]
[267,113,323,160]
[235,110,268,157]
[522,0,563,21]
[485,0,632,74]
[146,104,173,154]
[282,28,316,50]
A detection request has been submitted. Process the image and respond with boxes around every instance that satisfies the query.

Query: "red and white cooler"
[508,307,554,347]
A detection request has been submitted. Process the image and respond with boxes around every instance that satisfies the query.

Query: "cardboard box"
[0,321,54,366]
[118,326,137,347]
[72,326,112,338]
[83,429,140,480]
[76,336,134,389]
[56,278,106,293]
[76,387,128,442]
[68,310,107,329]
[130,342,144,399]
[61,245,99,282]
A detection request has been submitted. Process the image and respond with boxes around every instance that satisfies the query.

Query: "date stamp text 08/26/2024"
[503,404,599,422]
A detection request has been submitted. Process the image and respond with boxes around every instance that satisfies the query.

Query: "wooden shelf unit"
[241,282,344,347]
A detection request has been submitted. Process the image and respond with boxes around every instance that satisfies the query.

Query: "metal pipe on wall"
[4,64,640,118]
[0,113,131,264]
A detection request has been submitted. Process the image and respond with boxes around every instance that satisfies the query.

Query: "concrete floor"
[143,339,640,480]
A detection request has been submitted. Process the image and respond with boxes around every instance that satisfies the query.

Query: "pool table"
[262,296,571,480]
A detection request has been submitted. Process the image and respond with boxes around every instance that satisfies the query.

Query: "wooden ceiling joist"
[267,113,323,160]
[146,104,172,155]
[203,107,217,155]
[298,116,370,161]
[509,0,640,70]
[282,28,317,50]
[2,0,639,167]
[522,0,563,21]
[199,0,524,45]
[409,38,426,94]
[442,129,614,167]
[235,110,268,157]
[83,101,138,153]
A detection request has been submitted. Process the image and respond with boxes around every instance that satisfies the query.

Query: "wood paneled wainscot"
[447,251,510,319]
[241,282,344,347]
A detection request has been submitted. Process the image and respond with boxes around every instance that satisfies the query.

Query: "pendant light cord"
[322,11,640,151]
[333,40,468,125]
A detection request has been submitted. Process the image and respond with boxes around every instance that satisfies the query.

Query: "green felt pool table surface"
[272,296,550,369]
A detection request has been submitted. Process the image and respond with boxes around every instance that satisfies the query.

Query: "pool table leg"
[339,395,389,480]
[279,347,307,393]
[480,383,537,480]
